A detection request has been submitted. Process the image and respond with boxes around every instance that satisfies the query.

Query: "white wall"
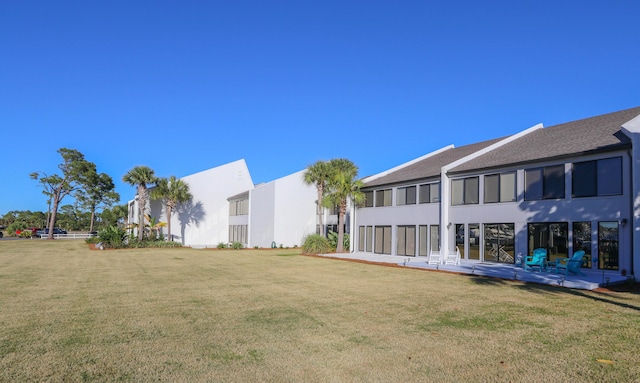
[248,170,317,248]
[150,159,254,247]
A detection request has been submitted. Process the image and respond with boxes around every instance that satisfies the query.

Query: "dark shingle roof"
[364,137,506,188]
[450,106,640,174]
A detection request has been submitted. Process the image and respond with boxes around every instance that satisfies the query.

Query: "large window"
[484,172,516,203]
[468,224,480,260]
[419,225,428,256]
[525,165,565,200]
[358,226,365,252]
[364,191,374,207]
[366,226,373,252]
[228,224,248,244]
[229,198,249,216]
[484,223,515,263]
[598,222,619,270]
[397,225,416,256]
[455,224,465,258]
[573,222,592,268]
[572,157,622,198]
[396,186,416,206]
[375,189,392,207]
[430,225,440,252]
[451,177,479,205]
[419,183,440,204]
[527,223,568,263]
[374,226,392,254]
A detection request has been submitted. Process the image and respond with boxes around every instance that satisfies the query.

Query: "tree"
[323,159,364,253]
[303,160,332,236]
[100,204,128,229]
[122,166,157,241]
[31,148,94,239]
[76,171,120,233]
[151,176,192,241]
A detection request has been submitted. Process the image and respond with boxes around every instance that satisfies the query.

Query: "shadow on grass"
[513,282,640,312]
[467,275,510,287]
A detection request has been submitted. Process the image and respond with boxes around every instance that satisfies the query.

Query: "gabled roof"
[364,137,506,188]
[450,106,640,174]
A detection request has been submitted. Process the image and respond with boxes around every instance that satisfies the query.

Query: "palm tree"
[303,160,332,236]
[122,166,157,240]
[324,159,364,252]
[151,176,192,241]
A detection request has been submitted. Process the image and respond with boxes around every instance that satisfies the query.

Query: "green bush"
[217,242,228,249]
[231,242,243,249]
[85,236,100,244]
[98,225,127,249]
[327,231,350,251]
[302,234,331,255]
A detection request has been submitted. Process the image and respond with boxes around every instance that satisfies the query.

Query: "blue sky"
[1,1,638,214]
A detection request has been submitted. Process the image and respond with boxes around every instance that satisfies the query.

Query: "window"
[527,222,568,263]
[598,222,619,270]
[430,225,440,252]
[468,224,480,260]
[396,186,416,206]
[572,157,622,198]
[419,225,428,256]
[358,226,365,252]
[364,191,374,207]
[397,225,416,256]
[228,224,248,243]
[454,224,465,258]
[229,198,248,216]
[484,172,516,203]
[366,226,373,252]
[419,183,440,204]
[451,177,479,205]
[525,165,565,200]
[375,189,392,207]
[573,222,592,268]
[484,223,515,263]
[374,226,392,254]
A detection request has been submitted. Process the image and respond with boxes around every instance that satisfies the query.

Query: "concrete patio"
[317,252,630,290]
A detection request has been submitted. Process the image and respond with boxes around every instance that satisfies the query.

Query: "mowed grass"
[0,241,639,382]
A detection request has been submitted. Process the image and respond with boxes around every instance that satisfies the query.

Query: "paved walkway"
[317,252,629,290]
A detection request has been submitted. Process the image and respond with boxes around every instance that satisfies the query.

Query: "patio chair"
[428,250,442,265]
[555,250,586,276]
[524,248,547,272]
[444,246,461,266]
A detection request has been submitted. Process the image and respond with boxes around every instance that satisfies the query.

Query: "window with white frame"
[419,183,440,203]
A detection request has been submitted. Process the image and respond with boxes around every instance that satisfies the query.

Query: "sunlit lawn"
[0,240,639,382]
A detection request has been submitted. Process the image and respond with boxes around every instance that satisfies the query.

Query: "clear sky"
[1,1,638,214]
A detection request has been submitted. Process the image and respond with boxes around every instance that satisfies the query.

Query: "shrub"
[217,242,228,249]
[85,236,100,244]
[302,234,330,255]
[231,242,243,249]
[327,231,350,251]
[98,225,127,249]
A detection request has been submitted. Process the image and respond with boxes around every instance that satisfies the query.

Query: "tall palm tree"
[303,160,332,236]
[151,176,192,241]
[324,159,364,252]
[122,166,157,240]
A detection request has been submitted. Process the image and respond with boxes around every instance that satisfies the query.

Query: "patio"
[318,252,629,290]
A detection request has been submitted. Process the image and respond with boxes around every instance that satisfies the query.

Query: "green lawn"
[0,240,638,382]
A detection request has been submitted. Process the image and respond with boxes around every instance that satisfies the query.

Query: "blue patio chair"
[524,248,547,272]
[555,250,586,276]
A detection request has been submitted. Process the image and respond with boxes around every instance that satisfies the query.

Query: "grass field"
[0,240,638,382]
